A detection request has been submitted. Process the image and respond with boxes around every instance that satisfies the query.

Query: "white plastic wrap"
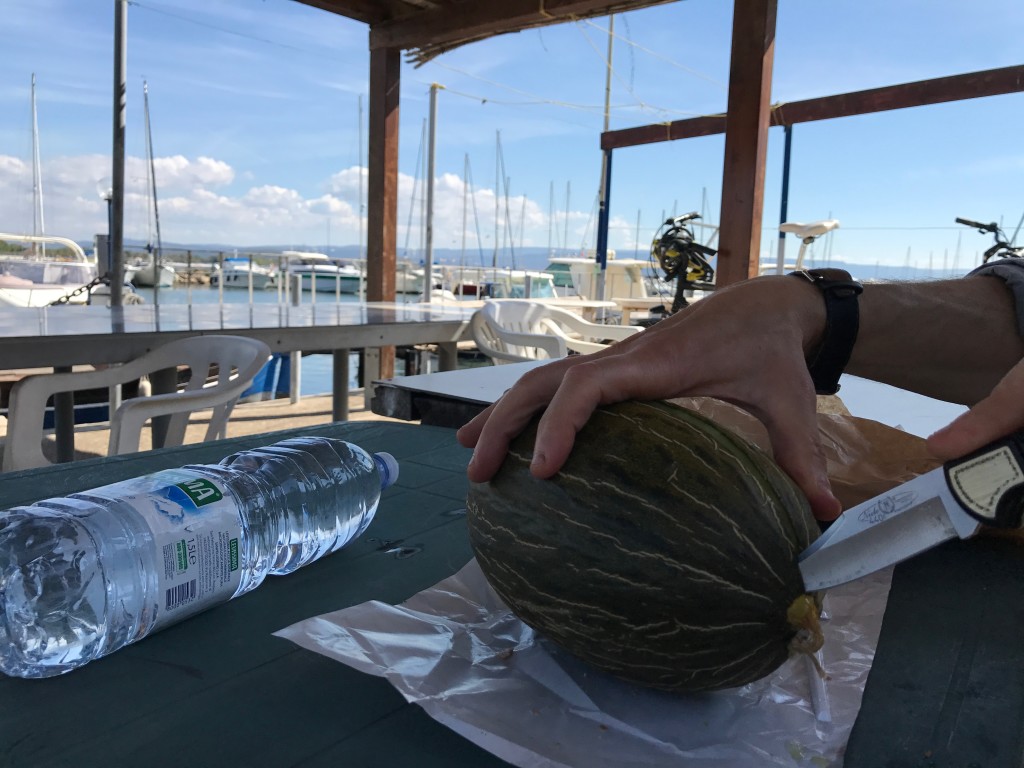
[276,558,890,767]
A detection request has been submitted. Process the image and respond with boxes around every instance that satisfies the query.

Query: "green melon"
[466,399,823,692]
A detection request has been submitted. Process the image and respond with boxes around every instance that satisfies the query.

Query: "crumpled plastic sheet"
[275,558,890,768]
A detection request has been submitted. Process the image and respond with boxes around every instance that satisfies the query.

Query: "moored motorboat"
[0,233,100,307]
[283,251,363,293]
[446,266,559,300]
[211,257,277,290]
[130,256,176,287]
[396,260,445,295]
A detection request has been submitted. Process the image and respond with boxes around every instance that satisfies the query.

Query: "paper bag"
[667,395,942,510]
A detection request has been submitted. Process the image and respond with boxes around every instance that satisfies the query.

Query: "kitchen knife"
[798,433,1024,591]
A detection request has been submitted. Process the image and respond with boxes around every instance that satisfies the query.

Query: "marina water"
[0,436,398,678]
[133,285,394,394]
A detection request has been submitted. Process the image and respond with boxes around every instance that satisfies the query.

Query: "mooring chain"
[49,276,109,306]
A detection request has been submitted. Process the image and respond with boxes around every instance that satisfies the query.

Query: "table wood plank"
[845,535,1024,767]
[4,415,1023,767]
[0,421,504,768]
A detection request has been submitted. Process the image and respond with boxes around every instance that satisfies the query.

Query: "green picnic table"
[1,419,1022,767]
[0,421,507,767]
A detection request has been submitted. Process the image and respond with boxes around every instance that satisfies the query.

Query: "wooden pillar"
[366,44,400,378]
[716,0,778,286]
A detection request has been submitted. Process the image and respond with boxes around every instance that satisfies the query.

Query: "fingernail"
[530,451,546,470]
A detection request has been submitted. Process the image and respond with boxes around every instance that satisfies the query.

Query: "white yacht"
[211,257,277,290]
[396,260,445,295]
[446,266,559,300]
[283,251,363,294]
[130,255,176,288]
[544,255,656,300]
[0,233,100,307]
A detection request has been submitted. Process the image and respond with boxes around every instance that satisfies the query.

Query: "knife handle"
[944,432,1024,529]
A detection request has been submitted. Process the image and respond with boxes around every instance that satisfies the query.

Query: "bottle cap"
[373,452,400,489]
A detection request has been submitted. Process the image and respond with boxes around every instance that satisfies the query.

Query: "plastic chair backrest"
[469,300,641,365]
[3,335,272,471]
[469,301,567,364]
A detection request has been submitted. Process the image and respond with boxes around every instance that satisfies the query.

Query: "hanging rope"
[405,0,676,66]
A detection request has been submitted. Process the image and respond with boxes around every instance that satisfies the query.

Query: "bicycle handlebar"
[956,216,999,233]
[667,211,701,225]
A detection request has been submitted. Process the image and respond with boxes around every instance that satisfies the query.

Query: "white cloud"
[0,152,613,253]
[152,156,235,189]
[243,185,304,209]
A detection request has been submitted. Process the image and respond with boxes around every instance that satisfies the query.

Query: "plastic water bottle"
[0,436,398,679]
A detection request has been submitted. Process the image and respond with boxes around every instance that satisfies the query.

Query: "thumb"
[928,361,1024,460]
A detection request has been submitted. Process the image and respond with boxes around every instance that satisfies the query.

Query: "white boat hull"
[132,262,176,287]
[212,267,276,290]
[0,277,88,307]
[293,271,362,293]
[0,233,99,307]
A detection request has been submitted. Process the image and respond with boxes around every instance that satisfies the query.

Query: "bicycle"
[956,216,1024,263]
[650,212,717,315]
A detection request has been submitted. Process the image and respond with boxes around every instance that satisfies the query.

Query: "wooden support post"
[149,366,177,449]
[717,0,777,286]
[332,348,350,422]
[367,44,400,379]
[53,367,75,463]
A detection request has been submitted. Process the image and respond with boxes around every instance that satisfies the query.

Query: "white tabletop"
[380,361,967,439]
[0,301,473,369]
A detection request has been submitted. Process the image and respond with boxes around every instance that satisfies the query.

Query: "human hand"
[927,356,1024,460]
[457,277,843,520]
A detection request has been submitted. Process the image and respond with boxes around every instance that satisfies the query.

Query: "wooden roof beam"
[296,0,385,25]
[602,63,1024,150]
[369,0,671,51]
[716,0,776,286]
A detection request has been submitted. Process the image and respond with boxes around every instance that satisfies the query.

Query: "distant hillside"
[84,239,982,282]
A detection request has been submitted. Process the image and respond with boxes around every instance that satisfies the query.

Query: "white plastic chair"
[3,335,272,471]
[469,299,641,365]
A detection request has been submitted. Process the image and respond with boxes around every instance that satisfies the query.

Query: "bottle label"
[127,474,244,630]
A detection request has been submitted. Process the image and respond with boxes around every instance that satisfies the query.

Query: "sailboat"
[0,75,101,307]
[131,82,175,289]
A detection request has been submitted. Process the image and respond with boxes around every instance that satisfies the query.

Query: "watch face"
[788,269,818,283]
[815,268,856,284]
[791,269,860,291]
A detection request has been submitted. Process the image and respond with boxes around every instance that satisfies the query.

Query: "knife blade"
[798,433,1024,591]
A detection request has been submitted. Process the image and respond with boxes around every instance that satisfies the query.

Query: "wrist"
[787,269,863,395]
[760,274,829,357]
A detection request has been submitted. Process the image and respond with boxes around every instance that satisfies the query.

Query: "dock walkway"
[0,390,408,466]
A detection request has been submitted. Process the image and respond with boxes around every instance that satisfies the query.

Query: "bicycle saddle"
[780,219,841,242]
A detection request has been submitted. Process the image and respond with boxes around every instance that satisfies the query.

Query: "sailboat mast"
[461,154,469,272]
[493,130,500,267]
[110,0,128,308]
[423,82,440,302]
[358,94,364,264]
[595,14,614,302]
[144,80,163,304]
[563,181,571,255]
[634,208,641,258]
[145,88,154,249]
[30,73,46,256]
[548,180,555,256]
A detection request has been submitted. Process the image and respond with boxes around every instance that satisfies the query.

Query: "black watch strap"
[788,268,864,395]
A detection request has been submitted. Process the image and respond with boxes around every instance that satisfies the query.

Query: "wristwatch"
[788,268,864,395]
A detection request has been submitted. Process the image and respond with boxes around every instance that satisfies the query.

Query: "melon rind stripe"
[466,399,820,693]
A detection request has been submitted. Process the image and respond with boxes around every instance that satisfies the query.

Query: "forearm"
[847,275,1024,405]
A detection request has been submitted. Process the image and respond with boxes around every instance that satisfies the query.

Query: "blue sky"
[1,0,1022,274]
